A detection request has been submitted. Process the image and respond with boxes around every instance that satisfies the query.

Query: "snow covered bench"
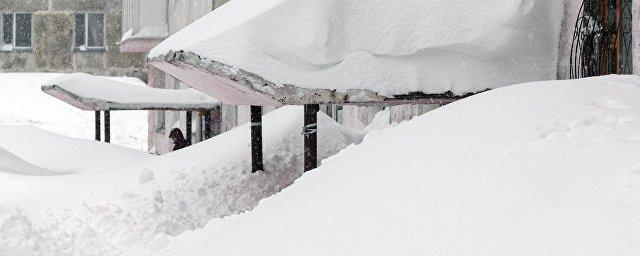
[41,73,220,143]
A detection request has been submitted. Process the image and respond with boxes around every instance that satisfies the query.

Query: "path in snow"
[0,106,363,256]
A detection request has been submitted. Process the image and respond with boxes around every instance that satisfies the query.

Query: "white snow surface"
[157,75,640,256]
[150,0,564,96]
[0,126,154,174]
[0,147,52,176]
[0,106,363,256]
[44,73,219,110]
[0,73,148,150]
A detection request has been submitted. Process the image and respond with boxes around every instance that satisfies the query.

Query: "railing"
[570,0,633,79]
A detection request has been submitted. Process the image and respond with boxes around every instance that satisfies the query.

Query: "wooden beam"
[251,106,264,173]
[186,111,193,143]
[303,104,319,172]
[95,111,101,141]
[104,111,111,143]
[149,61,282,106]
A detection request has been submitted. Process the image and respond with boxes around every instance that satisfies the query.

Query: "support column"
[203,110,212,140]
[95,111,101,141]
[186,111,193,143]
[104,111,111,143]
[250,106,264,173]
[303,104,319,172]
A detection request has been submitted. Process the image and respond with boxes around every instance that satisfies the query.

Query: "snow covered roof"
[41,73,220,111]
[149,0,564,105]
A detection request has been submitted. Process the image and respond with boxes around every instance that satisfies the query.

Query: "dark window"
[14,14,31,47]
[87,13,104,47]
[75,13,104,49]
[74,14,85,46]
[2,14,12,45]
[2,13,31,48]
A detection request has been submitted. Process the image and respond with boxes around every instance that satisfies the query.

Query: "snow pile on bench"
[156,75,640,255]
[0,106,363,255]
[42,73,219,111]
[150,0,564,96]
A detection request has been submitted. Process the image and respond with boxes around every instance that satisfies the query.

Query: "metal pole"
[186,111,192,143]
[104,111,110,143]
[95,111,101,141]
[303,104,319,172]
[250,106,263,173]
[203,110,212,140]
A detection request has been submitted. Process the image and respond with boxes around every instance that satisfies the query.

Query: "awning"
[41,73,220,111]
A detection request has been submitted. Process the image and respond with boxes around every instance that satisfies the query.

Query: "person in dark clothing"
[169,128,191,151]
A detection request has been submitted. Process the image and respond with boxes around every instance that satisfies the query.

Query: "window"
[2,13,32,50]
[332,105,343,124]
[75,13,104,50]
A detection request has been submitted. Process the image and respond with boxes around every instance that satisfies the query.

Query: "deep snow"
[156,75,640,256]
[150,0,563,96]
[0,106,363,256]
[0,73,148,150]
[0,126,154,174]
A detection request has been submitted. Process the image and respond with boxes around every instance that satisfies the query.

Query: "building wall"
[0,0,147,79]
[557,0,581,79]
[634,0,640,75]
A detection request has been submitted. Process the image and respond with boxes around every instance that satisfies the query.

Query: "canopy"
[41,73,220,111]
[148,0,563,105]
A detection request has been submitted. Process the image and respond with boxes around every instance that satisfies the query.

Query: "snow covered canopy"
[149,0,564,105]
[41,73,220,111]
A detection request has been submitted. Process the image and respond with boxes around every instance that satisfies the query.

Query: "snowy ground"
[154,75,640,256]
[3,74,640,256]
[0,106,363,256]
[0,73,148,150]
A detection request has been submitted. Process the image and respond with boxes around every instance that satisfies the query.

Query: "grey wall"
[0,0,147,80]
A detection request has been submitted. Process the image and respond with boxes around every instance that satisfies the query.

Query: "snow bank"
[157,75,640,256]
[0,126,154,174]
[150,0,564,96]
[0,147,52,176]
[0,73,148,150]
[0,106,363,256]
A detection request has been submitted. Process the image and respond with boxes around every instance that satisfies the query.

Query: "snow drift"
[150,0,564,96]
[0,106,363,256]
[0,147,52,176]
[158,75,640,256]
[0,126,154,174]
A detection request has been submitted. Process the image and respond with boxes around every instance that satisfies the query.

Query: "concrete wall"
[0,0,147,80]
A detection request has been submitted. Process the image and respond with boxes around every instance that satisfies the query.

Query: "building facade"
[0,0,146,79]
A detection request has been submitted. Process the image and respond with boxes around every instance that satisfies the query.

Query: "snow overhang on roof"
[41,73,220,111]
[149,52,469,106]
[148,0,564,106]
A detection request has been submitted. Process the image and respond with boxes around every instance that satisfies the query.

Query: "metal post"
[104,111,110,143]
[303,104,319,172]
[203,110,212,140]
[186,111,192,143]
[95,111,101,141]
[250,106,263,173]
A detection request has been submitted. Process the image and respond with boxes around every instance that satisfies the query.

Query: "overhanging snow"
[41,73,220,111]
[149,0,564,104]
